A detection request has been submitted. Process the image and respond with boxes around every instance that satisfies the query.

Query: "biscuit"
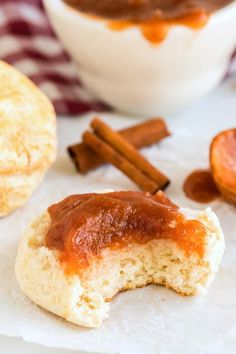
[0,61,57,216]
[15,200,224,328]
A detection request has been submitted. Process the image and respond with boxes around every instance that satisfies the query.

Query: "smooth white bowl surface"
[43,0,236,116]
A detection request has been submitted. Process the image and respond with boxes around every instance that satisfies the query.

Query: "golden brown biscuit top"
[46,191,206,274]
[0,61,56,175]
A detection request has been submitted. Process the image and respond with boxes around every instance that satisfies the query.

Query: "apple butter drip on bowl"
[63,0,234,43]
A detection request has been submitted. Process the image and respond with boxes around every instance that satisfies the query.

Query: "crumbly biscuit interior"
[15,208,224,328]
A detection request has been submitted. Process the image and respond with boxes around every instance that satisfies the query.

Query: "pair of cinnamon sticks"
[68,118,170,193]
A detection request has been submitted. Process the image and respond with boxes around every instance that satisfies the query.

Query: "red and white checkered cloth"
[0,0,235,116]
[0,0,108,115]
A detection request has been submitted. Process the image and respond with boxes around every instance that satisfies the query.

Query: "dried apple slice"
[210,129,236,205]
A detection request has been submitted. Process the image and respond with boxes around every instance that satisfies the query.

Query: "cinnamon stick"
[83,131,162,194]
[91,118,169,190]
[68,118,170,174]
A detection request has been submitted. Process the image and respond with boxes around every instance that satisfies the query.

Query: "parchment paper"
[0,81,236,354]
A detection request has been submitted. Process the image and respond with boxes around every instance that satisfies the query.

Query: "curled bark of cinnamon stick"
[83,119,170,193]
[83,131,163,194]
[68,118,170,174]
[91,118,170,190]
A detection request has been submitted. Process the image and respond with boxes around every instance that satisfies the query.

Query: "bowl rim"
[43,0,236,41]
[44,0,236,21]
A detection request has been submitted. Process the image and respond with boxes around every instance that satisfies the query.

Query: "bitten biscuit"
[15,196,224,328]
[0,61,57,216]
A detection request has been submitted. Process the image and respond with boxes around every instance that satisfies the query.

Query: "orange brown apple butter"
[46,191,206,274]
[183,169,220,203]
[63,0,233,43]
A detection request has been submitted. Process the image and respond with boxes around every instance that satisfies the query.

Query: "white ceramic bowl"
[43,0,236,116]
